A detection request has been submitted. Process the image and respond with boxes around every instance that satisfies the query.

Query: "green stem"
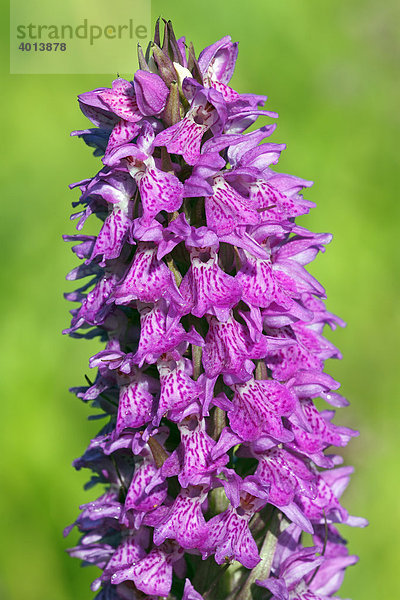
[165,255,182,286]
[148,435,169,468]
[192,344,202,380]
[255,360,267,381]
[203,563,231,599]
[210,406,226,441]
[250,504,275,540]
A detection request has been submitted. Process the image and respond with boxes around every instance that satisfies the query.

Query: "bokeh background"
[1,0,399,598]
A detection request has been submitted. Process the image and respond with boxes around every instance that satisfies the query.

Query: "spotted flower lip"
[110,541,184,596]
[111,242,183,305]
[178,247,241,321]
[161,414,229,486]
[154,357,203,425]
[65,18,364,600]
[97,78,143,123]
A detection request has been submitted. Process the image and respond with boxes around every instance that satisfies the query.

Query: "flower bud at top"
[134,70,169,116]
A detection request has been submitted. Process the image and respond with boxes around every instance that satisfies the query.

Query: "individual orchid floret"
[154,83,226,165]
[202,313,291,384]
[83,172,136,266]
[287,398,358,457]
[202,477,269,568]
[98,78,143,123]
[133,70,169,116]
[106,123,184,226]
[122,454,168,529]
[73,87,137,159]
[111,541,184,597]
[111,242,182,306]
[114,370,157,435]
[153,485,209,549]
[155,357,203,424]
[91,533,148,592]
[236,249,295,311]
[296,466,368,528]
[133,299,203,367]
[179,247,241,321]
[228,378,298,442]
[161,414,229,486]
[257,539,359,600]
[253,446,317,508]
[205,174,260,235]
[249,178,315,222]
[198,35,238,89]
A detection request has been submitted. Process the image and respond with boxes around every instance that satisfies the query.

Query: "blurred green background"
[1,0,399,598]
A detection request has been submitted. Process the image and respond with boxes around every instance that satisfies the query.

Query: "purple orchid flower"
[64,19,365,600]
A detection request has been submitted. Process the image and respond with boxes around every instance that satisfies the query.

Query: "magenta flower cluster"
[64,20,366,600]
